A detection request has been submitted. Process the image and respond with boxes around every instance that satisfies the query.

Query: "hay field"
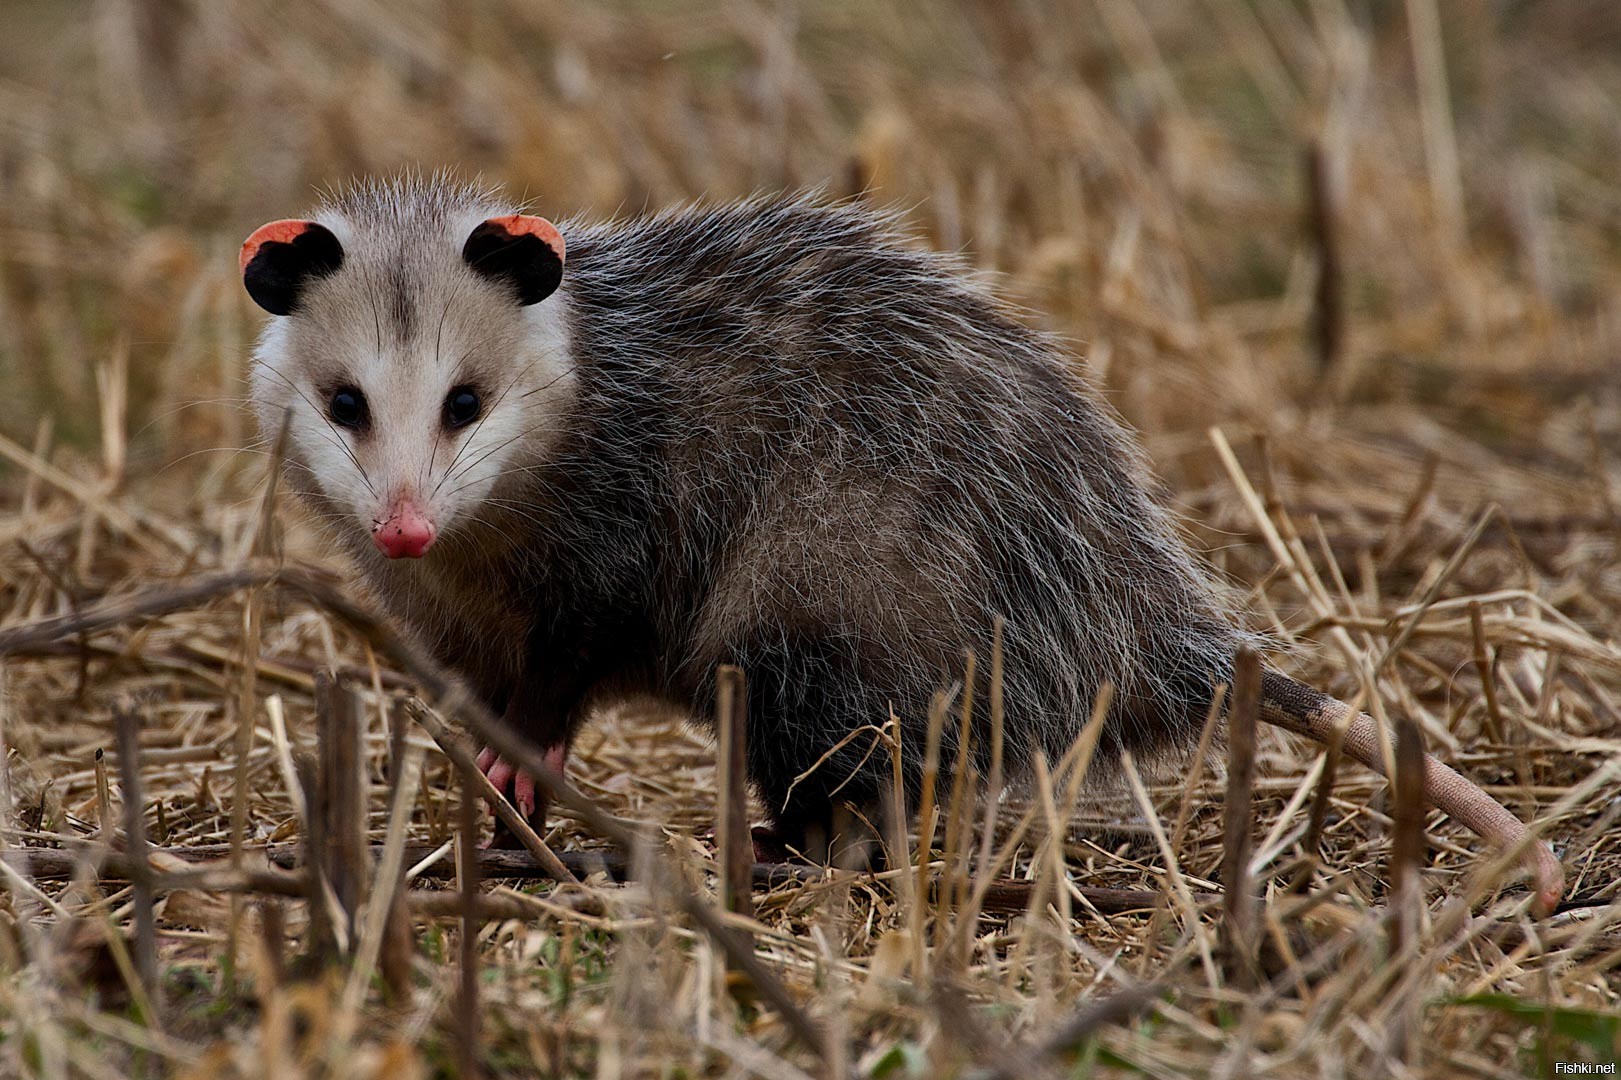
[1,1,1619,1076]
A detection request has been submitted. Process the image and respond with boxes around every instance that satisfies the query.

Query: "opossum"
[243,175,1562,915]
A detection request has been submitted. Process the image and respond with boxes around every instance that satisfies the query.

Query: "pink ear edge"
[240,219,319,273]
[487,214,566,264]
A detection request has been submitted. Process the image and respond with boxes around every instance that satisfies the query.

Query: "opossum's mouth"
[371,499,436,559]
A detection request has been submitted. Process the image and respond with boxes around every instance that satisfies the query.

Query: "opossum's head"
[242,184,573,560]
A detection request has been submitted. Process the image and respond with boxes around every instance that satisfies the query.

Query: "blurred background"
[2,0,1618,512]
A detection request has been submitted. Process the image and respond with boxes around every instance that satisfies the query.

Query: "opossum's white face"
[243,198,574,561]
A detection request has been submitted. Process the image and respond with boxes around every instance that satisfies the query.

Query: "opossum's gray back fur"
[552,194,1250,776]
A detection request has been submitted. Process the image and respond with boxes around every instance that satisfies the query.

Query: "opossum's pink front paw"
[476,746,538,819]
[475,743,568,833]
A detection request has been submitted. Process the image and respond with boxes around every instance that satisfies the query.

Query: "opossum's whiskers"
[431,361,536,500]
[134,396,257,443]
[251,360,377,498]
[438,423,557,503]
[159,443,280,476]
[517,362,574,398]
[423,424,443,499]
[431,280,463,375]
[465,500,558,536]
[437,402,568,498]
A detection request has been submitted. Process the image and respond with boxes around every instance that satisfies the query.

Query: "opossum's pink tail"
[1259,669,1564,917]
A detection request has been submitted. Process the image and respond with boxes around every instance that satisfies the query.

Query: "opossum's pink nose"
[372,501,436,559]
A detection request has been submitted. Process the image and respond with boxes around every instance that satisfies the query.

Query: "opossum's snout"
[372,498,437,559]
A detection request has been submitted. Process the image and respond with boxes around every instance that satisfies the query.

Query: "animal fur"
[248,176,1562,917]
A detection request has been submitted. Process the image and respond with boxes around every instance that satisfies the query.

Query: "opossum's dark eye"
[443,386,482,429]
[328,387,368,431]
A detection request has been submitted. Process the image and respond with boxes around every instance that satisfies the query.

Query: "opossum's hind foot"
[756,800,888,871]
[749,826,795,865]
[477,743,567,848]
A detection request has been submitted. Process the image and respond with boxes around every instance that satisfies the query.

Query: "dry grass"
[1,1,1620,1076]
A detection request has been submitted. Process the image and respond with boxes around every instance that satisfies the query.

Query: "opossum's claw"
[512,768,537,820]
[476,749,533,846]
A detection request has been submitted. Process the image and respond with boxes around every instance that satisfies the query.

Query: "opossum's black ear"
[240,220,345,316]
[462,215,565,306]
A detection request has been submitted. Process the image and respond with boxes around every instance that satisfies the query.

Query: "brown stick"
[94,749,112,843]
[1468,601,1506,744]
[258,899,286,986]
[1387,699,1427,1066]
[943,649,978,934]
[112,700,158,1004]
[227,574,264,994]
[315,673,369,949]
[1389,708,1427,956]
[1306,138,1345,376]
[294,750,337,965]
[0,568,281,657]
[388,693,409,781]
[975,618,1006,880]
[715,665,752,920]
[456,760,482,1080]
[1221,647,1261,988]
[380,699,416,1000]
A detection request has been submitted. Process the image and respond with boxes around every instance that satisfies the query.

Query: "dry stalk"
[974,617,1006,880]
[715,664,752,920]
[314,672,369,950]
[111,700,157,1008]
[335,736,424,1035]
[908,688,949,982]
[1306,138,1345,376]
[1221,647,1262,988]
[941,648,977,927]
[1121,751,1219,988]
[456,757,481,1080]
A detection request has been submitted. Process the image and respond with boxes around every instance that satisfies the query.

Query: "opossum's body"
[246,176,1561,911]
